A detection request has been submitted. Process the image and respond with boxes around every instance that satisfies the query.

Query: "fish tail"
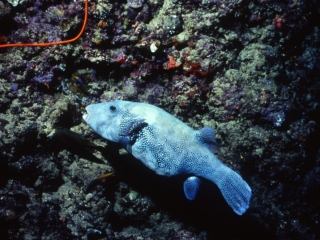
[214,166,252,215]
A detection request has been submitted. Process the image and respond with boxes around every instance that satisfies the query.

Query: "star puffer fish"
[83,100,252,215]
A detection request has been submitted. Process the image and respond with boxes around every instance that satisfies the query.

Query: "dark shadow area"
[47,129,105,164]
[0,152,9,188]
[90,141,275,239]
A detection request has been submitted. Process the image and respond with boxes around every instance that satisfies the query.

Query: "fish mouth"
[82,109,88,121]
[82,105,93,122]
[82,112,88,121]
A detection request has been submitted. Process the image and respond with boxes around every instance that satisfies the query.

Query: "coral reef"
[0,0,320,239]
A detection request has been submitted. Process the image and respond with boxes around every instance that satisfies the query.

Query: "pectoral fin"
[119,118,148,145]
[119,118,148,137]
[183,176,201,200]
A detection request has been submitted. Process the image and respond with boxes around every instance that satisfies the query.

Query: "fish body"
[83,100,251,215]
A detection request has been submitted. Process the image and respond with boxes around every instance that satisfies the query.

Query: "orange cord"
[289,0,298,8]
[0,0,88,48]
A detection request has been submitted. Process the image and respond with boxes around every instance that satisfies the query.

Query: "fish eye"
[110,105,116,111]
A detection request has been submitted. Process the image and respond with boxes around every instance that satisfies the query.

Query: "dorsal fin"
[197,127,219,152]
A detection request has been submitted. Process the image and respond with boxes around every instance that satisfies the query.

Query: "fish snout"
[82,105,92,122]
[82,112,88,121]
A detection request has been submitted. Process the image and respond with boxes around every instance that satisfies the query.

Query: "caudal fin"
[217,169,252,215]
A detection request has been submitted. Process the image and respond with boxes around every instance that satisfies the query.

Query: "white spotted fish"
[83,100,252,215]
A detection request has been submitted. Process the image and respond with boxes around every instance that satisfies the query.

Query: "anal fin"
[183,176,201,200]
